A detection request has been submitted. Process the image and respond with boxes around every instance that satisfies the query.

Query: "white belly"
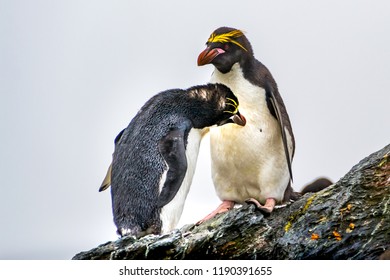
[210,64,291,204]
[160,128,202,233]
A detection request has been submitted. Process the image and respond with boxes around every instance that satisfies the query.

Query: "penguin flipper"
[157,121,190,208]
[265,87,293,182]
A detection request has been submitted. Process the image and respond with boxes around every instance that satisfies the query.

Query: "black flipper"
[157,120,191,208]
[265,86,293,182]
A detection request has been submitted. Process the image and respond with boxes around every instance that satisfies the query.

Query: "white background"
[1,0,389,259]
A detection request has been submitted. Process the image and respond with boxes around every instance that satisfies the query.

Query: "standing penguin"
[197,27,295,222]
[103,83,245,237]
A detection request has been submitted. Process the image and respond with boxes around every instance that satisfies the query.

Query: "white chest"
[210,63,280,147]
[209,63,289,203]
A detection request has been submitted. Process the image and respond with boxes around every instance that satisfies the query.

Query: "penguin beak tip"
[233,113,246,126]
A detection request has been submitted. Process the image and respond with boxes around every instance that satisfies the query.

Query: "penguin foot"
[245,198,276,215]
[196,200,235,225]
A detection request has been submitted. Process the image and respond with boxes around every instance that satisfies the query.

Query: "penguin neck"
[211,63,256,98]
[210,62,268,124]
[214,58,256,80]
[179,96,222,129]
[182,108,215,129]
[212,63,241,84]
[212,58,272,93]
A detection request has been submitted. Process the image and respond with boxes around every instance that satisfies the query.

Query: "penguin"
[197,27,295,223]
[300,177,333,195]
[102,83,246,238]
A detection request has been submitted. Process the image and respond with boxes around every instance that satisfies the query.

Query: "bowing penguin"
[102,83,245,237]
[197,27,295,222]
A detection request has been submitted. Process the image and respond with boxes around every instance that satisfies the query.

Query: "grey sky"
[0,0,389,259]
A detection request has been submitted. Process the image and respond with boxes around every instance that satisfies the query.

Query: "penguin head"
[186,83,246,128]
[197,27,253,73]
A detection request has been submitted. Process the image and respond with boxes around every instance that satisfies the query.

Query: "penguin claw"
[196,200,235,225]
[245,198,276,216]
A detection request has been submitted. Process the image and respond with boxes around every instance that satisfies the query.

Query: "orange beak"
[232,111,246,126]
[197,47,225,66]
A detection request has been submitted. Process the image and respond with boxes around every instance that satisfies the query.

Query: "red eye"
[223,44,229,50]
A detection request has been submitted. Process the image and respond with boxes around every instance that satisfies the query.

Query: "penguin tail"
[286,177,333,202]
[300,177,333,195]
[99,163,112,192]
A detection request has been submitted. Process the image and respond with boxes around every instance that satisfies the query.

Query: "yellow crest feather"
[207,29,247,52]
[223,97,239,114]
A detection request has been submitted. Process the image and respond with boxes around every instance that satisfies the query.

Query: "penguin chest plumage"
[159,128,202,233]
[209,63,291,203]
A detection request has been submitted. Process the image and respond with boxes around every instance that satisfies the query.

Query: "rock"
[73,144,390,260]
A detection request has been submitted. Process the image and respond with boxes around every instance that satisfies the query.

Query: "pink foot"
[196,200,235,225]
[246,198,276,215]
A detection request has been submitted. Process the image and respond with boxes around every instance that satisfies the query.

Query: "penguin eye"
[223,44,229,51]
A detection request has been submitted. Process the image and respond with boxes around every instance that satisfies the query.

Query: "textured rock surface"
[73,144,390,260]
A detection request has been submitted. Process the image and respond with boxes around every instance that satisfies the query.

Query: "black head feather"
[198,27,253,73]
[183,83,244,128]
